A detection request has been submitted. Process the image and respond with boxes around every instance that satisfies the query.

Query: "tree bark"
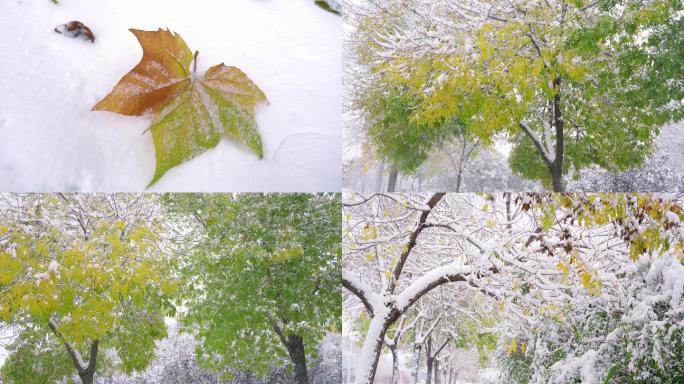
[374,160,385,192]
[390,345,399,384]
[78,368,94,384]
[48,318,98,384]
[285,334,310,384]
[550,165,564,192]
[387,169,398,192]
[551,76,565,192]
[425,358,434,384]
[412,342,422,384]
[354,312,399,384]
[425,338,433,384]
[455,170,463,192]
[434,359,441,384]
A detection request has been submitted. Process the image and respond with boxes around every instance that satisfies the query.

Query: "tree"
[0,194,177,384]
[164,193,341,384]
[497,254,684,383]
[362,88,463,192]
[343,192,684,384]
[349,0,684,191]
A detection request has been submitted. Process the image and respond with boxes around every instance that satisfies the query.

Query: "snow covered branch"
[342,270,380,315]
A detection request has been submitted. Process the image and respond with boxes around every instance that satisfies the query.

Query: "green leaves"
[365,88,459,174]
[357,0,683,189]
[164,193,341,379]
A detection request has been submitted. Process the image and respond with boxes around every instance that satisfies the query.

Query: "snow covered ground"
[0,0,341,192]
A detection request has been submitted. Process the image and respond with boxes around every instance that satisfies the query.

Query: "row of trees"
[345,0,684,191]
[342,192,684,383]
[0,193,341,384]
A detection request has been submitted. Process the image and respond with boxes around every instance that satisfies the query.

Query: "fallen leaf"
[315,0,342,14]
[92,29,267,187]
[54,21,95,43]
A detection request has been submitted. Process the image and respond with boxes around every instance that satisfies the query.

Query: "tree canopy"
[349,0,684,191]
[0,194,177,384]
[164,193,341,384]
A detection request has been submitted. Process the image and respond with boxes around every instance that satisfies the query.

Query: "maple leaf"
[92,28,267,187]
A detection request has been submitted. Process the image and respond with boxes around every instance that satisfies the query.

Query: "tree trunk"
[550,165,564,192]
[455,170,463,192]
[78,370,94,384]
[48,319,99,384]
[425,358,434,384]
[448,368,453,384]
[77,340,98,384]
[354,314,396,384]
[390,345,399,384]
[387,169,398,192]
[434,360,441,384]
[551,75,565,192]
[411,342,422,384]
[285,334,310,384]
[374,160,385,191]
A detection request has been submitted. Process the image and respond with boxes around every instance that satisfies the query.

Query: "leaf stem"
[193,51,199,73]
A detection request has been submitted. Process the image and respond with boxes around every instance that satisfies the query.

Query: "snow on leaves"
[347,0,684,191]
[92,29,267,187]
[0,194,178,384]
[342,192,684,384]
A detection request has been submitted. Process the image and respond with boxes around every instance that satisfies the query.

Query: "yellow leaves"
[113,220,126,231]
[557,252,602,295]
[362,224,378,240]
[366,253,375,262]
[561,59,588,82]
[580,270,602,296]
[475,27,495,63]
[556,261,570,284]
[271,245,303,262]
[0,252,21,284]
[160,279,178,295]
[480,23,495,34]
[541,206,556,231]
[486,218,496,228]
[61,248,84,267]
[508,338,517,354]
[538,303,563,322]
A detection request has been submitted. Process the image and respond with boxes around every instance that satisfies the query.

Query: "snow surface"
[0,0,341,192]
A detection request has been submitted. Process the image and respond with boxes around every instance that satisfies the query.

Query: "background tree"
[164,193,341,384]
[0,194,177,384]
[362,86,468,192]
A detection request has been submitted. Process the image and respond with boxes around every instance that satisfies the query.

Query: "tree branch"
[48,317,87,373]
[342,270,379,315]
[388,193,446,293]
[266,312,290,349]
[435,338,451,356]
[395,263,499,314]
[519,122,554,166]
